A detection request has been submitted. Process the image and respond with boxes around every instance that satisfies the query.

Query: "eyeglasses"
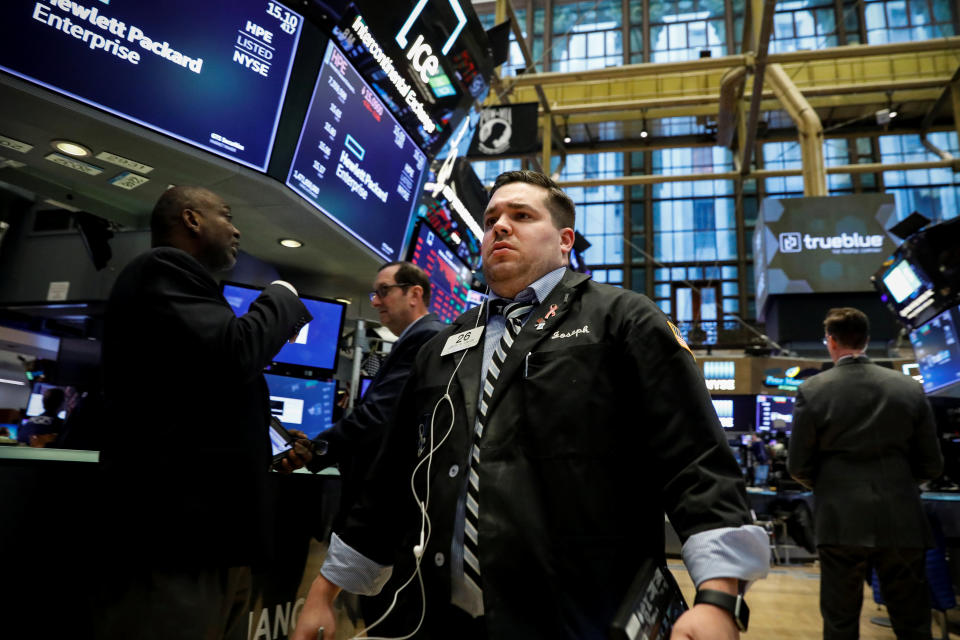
[368,283,410,302]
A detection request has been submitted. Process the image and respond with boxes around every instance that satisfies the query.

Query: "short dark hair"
[150,185,214,246]
[490,170,575,230]
[824,307,869,350]
[43,388,66,412]
[379,261,431,307]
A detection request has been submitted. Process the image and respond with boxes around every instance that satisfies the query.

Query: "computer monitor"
[221,282,346,378]
[407,220,474,324]
[755,394,796,433]
[264,373,336,440]
[909,306,960,395]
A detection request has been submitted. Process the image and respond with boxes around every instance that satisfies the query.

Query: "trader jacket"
[788,356,943,548]
[101,247,310,567]
[339,269,754,638]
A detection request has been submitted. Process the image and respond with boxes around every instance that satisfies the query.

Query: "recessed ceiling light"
[888,110,898,119]
[51,140,92,157]
[279,238,302,248]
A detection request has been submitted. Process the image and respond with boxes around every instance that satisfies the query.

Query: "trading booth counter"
[0,446,341,639]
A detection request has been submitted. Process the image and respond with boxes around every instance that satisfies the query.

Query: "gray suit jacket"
[788,356,943,548]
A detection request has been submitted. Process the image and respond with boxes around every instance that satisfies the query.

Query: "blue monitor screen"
[264,374,335,439]
[360,376,373,398]
[408,221,473,324]
[222,282,345,375]
[286,40,428,261]
[0,0,303,171]
[755,394,795,433]
[909,306,960,394]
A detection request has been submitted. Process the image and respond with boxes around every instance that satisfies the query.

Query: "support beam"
[504,37,960,88]
[741,0,777,176]
[542,114,553,177]
[552,159,957,188]
[763,63,827,196]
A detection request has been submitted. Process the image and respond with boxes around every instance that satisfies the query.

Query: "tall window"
[879,132,960,222]
[649,0,727,62]
[864,0,956,42]
[762,140,805,197]
[558,153,625,285]
[470,158,523,186]
[551,0,623,71]
[771,0,843,51]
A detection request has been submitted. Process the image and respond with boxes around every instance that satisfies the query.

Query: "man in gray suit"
[789,307,943,640]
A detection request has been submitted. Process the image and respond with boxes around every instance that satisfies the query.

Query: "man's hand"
[277,428,313,474]
[671,577,740,640]
[291,574,341,640]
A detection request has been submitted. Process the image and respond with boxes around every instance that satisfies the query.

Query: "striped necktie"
[462,299,535,599]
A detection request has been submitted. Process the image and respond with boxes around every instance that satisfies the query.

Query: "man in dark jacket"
[311,261,445,527]
[98,186,313,640]
[789,307,943,640]
[308,261,445,627]
[294,171,768,640]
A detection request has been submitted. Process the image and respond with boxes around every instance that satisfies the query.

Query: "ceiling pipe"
[764,63,827,196]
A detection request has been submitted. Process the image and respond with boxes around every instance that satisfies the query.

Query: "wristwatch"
[694,588,750,632]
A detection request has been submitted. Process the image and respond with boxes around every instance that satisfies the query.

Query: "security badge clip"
[441,326,484,356]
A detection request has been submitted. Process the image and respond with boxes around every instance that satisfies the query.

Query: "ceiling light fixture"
[562,115,572,144]
[51,140,92,157]
[0,377,26,386]
[639,109,649,139]
[278,238,302,248]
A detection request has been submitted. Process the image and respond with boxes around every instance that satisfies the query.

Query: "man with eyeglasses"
[789,307,942,640]
[309,261,445,524]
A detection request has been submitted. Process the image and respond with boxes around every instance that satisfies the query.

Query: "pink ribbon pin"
[544,304,558,319]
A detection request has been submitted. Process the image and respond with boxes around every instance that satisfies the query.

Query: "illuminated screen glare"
[883,260,923,304]
[409,222,473,323]
[0,0,303,171]
[286,41,427,260]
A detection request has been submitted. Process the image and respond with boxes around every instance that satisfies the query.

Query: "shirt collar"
[396,313,428,342]
[487,266,567,319]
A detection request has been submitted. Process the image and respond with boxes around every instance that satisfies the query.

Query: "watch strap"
[694,588,749,632]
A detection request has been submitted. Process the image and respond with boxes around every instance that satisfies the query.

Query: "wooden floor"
[669,561,959,640]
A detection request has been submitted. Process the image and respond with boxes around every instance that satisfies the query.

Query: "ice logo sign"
[779,232,802,253]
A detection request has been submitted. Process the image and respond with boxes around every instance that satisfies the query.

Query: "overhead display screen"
[222,282,346,376]
[752,193,898,320]
[0,0,302,171]
[287,41,427,261]
[909,306,960,394]
[408,221,473,324]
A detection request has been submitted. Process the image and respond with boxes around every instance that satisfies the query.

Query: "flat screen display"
[222,282,346,376]
[755,394,795,433]
[408,220,473,324]
[883,260,924,304]
[711,399,734,428]
[466,289,487,311]
[286,40,427,260]
[710,394,755,430]
[264,373,335,439]
[359,375,373,398]
[909,306,960,394]
[0,0,303,171]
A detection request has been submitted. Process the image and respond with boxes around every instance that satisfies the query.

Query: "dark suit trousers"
[819,545,931,640]
[93,566,252,640]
